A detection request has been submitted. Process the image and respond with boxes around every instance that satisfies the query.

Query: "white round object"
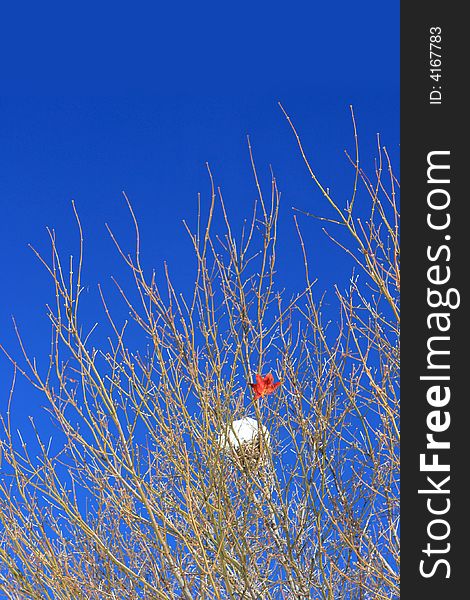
[218,417,270,453]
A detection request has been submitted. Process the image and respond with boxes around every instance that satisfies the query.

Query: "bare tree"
[0,109,399,599]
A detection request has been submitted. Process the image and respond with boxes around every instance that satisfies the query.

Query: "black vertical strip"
[401,3,464,596]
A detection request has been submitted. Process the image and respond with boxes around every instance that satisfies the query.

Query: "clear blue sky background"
[0,2,399,429]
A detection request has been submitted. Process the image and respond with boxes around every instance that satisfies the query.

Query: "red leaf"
[249,373,281,399]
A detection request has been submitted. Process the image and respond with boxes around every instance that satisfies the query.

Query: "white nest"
[218,417,270,464]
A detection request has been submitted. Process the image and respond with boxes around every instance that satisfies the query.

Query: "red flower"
[249,373,281,400]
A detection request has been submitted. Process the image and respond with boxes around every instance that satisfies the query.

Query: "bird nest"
[232,435,269,470]
[218,417,271,471]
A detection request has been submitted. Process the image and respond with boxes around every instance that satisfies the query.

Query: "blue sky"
[0,2,399,428]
